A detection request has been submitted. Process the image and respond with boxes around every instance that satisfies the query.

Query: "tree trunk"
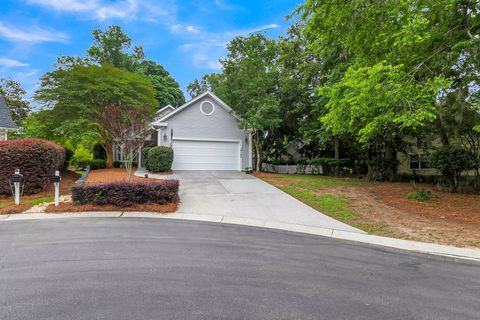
[334,136,340,159]
[104,141,114,168]
[384,142,395,182]
[254,134,262,172]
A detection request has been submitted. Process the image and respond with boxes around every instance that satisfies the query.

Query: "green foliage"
[89,159,107,170]
[428,145,475,176]
[92,143,106,160]
[145,146,174,172]
[320,62,450,146]
[71,145,93,170]
[137,60,185,107]
[428,145,475,192]
[0,78,31,127]
[87,25,145,71]
[407,187,433,202]
[367,158,399,182]
[113,161,122,168]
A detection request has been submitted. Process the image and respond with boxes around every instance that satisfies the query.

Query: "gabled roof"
[0,95,16,129]
[155,91,242,123]
[157,105,174,114]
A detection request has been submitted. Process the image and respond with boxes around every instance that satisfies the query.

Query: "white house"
[0,95,16,141]
[114,91,253,171]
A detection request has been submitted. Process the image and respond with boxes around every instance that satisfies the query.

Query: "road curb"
[1,211,480,262]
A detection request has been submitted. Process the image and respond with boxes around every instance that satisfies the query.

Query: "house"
[114,91,253,171]
[0,95,16,141]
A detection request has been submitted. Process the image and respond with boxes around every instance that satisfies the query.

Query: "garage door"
[172,139,240,170]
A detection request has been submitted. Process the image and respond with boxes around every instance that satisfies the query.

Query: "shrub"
[407,187,433,202]
[0,138,66,195]
[71,180,179,206]
[70,145,93,170]
[92,143,106,160]
[113,160,122,168]
[145,146,174,172]
[367,158,398,181]
[428,145,475,192]
[89,159,106,170]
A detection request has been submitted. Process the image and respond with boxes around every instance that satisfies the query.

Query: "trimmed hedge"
[0,138,66,195]
[145,146,174,172]
[71,180,179,206]
[89,159,107,170]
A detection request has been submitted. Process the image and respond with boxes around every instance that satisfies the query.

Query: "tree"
[86,26,184,107]
[187,73,224,98]
[218,34,282,171]
[137,60,184,107]
[0,78,30,126]
[35,64,157,168]
[87,25,145,71]
[98,105,154,180]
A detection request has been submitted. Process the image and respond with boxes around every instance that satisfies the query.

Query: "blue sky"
[0,0,300,102]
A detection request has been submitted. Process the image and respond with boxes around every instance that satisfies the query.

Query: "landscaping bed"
[0,170,79,214]
[255,172,480,248]
[45,168,180,214]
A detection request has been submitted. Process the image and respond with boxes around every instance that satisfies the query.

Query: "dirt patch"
[256,173,480,248]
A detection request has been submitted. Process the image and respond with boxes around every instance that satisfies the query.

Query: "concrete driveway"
[162,170,361,233]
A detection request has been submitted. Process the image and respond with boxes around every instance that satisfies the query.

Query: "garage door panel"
[172,139,240,171]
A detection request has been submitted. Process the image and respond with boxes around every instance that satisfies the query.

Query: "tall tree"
[0,78,30,127]
[219,34,282,171]
[87,25,145,71]
[137,60,184,107]
[35,65,157,168]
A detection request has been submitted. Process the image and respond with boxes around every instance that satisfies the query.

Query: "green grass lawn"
[263,174,388,234]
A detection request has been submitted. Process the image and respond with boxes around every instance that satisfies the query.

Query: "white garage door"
[172,139,241,170]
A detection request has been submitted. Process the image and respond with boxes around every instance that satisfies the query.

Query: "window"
[409,154,429,170]
[200,101,215,115]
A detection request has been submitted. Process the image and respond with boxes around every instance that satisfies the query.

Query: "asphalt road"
[0,219,479,320]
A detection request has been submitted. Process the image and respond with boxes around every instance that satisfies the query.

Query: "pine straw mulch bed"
[255,172,480,248]
[43,168,179,214]
[44,199,179,214]
[86,168,174,184]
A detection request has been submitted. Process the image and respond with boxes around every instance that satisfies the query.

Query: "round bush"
[89,159,106,170]
[145,146,174,172]
[0,138,66,195]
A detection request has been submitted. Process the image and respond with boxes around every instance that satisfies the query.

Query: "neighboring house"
[114,91,253,171]
[0,95,16,141]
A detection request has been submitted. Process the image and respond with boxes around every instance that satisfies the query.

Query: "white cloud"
[25,0,174,22]
[186,26,200,34]
[0,58,29,68]
[0,22,69,43]
[177,23,280,70]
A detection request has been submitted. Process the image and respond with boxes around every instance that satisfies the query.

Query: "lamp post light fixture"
[9,169,23,205]
[50,170,61,207]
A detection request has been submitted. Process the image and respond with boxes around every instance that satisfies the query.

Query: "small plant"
[407,187,433,202]
[70,145,93,170]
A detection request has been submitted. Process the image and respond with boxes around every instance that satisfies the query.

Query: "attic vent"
[200,101,215,116]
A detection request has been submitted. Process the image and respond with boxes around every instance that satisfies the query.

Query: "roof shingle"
[0,95,16,129]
